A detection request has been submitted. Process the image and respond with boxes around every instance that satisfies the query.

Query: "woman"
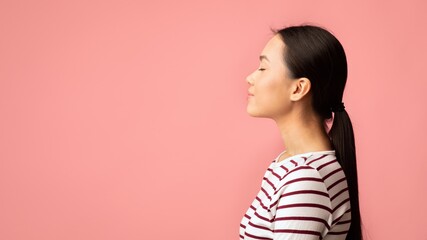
[240,25,362,240]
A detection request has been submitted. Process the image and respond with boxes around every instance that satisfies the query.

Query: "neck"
[274,111,333,156]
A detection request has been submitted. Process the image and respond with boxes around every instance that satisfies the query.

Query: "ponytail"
[329,110,362,240]
[274,25,363,239]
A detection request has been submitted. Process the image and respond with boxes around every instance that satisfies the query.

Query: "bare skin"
[246,34,333,162]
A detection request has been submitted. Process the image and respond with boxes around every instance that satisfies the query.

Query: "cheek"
[263,76,286,97]
[257,77,288,108]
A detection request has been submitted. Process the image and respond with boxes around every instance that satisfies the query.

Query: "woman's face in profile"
[246,34,295,119]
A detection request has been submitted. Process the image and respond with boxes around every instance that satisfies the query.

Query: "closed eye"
[258,68,266,71]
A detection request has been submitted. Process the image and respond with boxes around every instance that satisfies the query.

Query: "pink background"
[1,0,426,239]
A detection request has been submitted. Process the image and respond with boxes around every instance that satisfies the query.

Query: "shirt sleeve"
[273,166,332,240]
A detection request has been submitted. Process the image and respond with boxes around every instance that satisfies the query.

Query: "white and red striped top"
[240,150,351,240]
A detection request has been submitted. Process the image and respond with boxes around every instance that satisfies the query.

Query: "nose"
[246,72,254,85]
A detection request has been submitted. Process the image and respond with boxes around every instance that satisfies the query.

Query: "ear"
[290,77,311,101]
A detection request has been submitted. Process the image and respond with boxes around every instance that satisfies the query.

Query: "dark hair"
[273,25,362,240]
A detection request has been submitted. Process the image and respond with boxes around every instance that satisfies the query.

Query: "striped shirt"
[239,150,351,240]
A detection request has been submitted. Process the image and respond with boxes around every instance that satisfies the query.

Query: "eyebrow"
[259,55,270,62]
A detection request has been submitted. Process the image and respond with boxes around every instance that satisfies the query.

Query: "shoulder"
[280,152,337,181]
[274,159,328,199]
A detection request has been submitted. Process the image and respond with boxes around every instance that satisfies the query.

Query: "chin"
[247,112,258,117]
[246,106,256,116]
[246,108,265,118]
[247,106,276,119]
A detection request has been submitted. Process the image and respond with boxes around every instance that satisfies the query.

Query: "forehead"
[260,34,285,61]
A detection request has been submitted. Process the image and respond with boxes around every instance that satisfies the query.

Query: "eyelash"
[258,68,265,71]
